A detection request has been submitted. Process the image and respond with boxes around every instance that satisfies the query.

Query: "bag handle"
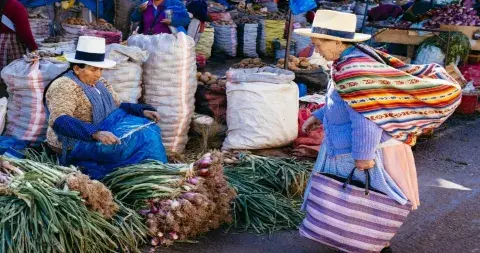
[342,168,371,196]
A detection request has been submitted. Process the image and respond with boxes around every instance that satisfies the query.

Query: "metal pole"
[96,0,99,21]
[361,1,369,33]
[284,10,293,70]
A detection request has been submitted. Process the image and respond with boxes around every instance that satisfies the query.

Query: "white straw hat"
[294,10,371,42]
[65,36,116,68]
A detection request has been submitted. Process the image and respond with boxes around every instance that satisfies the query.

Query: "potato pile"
[232,58,267,69]
[38,51,61,58]
[213,20,235,26]
[267,11,288,20]
[87,19,118,32]
[197,72,227,87]
[234,16,261,25]
[64,17,88,26]
[276,56,320,71]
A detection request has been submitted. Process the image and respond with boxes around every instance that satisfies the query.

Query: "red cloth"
[0,34,25,75]
[292,103,325,158]
[460,64,480,87]
[0,0,38,51]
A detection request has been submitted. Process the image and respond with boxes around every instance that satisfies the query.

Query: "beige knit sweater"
[45,76,121,149]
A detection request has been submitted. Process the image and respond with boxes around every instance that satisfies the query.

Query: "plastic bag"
[0,98,7,135]
[195,26,215,59]
[238,23,259,58]
[69,109,167,180]
[127,33,197,153]
[212,24,237,57]
[293,68,329,91]
[1,57,69,143]
[223,67,298,150]
[414,45,445,66]
[289,0,316,15]
[103,44,149,103]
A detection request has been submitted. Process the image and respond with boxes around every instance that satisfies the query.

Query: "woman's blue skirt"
[68,109,167,179]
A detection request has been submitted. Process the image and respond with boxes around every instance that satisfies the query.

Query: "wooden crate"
[439,25,479,39]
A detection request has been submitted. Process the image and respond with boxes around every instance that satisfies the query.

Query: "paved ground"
[150,115,480,253]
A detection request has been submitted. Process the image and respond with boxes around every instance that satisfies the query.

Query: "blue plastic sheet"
[0,136,29,156]
[19,0,107,19]
[68,109,167,179]
[289,0,317,15]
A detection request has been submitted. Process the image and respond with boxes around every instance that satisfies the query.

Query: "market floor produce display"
[150,115,480,253]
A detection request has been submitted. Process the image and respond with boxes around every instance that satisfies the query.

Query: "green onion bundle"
[228,154,313,197]
[0,156,147,253]
[225,169,305,234]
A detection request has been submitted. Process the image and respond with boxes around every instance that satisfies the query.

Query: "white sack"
[223,67,299,150]
[128,33,197,152]
[1,57,69,143]
[103,44,149,103]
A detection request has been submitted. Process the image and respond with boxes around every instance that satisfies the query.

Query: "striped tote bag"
[300,168,412,253]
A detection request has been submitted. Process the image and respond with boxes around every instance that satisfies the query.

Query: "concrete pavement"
[153,116,480,253]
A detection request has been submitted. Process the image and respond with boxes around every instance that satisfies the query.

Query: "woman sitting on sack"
[45,36,167,179]
[297,10,461,252]
[130,0,190,35]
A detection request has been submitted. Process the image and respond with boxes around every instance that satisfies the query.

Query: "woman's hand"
[355,160,375,170]
[144,110,161,122]
[302,116,321,134]
[93,131,121,145]
[161,19,172,25]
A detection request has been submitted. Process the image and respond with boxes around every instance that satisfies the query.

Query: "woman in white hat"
[44,36,167,179]
[298,10,461,252]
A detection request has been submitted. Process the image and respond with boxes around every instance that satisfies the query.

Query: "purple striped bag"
[300,168,412,253]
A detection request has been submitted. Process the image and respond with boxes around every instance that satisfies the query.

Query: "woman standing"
[0,0,38,97]
[297,10,461,252]
[130,0,190,35]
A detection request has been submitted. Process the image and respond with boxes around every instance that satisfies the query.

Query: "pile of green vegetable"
[103,152,237,246]
[418,31,470,65]
[0,156,146,253]
[225,154,312,233]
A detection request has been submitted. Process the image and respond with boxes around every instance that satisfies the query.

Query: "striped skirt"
[0,34,26,71]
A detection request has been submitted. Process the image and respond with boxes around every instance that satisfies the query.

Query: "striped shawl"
[333,44,462,146]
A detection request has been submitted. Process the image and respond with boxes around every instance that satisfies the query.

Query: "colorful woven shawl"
[333,44,462,146]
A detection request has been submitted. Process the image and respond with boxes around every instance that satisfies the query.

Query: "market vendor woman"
[45,36,167,179]
[130,0,190,35]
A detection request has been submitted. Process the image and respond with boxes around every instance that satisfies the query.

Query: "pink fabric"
[382,143,420,210]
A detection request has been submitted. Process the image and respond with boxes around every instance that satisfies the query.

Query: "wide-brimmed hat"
[65,36,116,69]
[294,10,371,42]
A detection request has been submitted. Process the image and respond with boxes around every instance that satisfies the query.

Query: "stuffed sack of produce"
[195,26,215,59]
[237,23,259,58]
[257,19,267,56]
[81,19,123,45]
[103,44,149,103]
[39,36,76,54]
[128,33,197,153]
[28,11,51,42]
[292,31,312,56]
[265,19,286,56]
[277,56,329,91]
[223,67,299,150]
[273,38,295,60]
[62,17,88,43]
[1,55,68,143]
[212,22,238,57]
